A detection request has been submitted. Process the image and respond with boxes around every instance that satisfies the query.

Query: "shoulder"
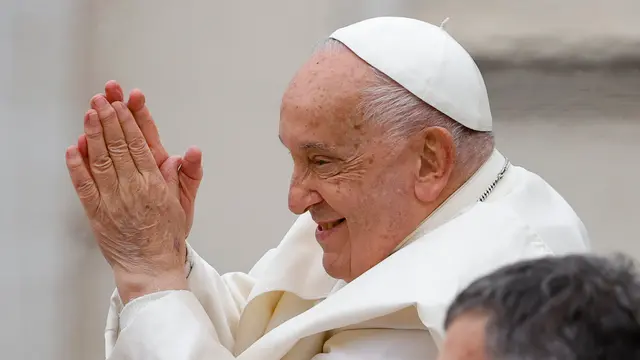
[350,202,578,337]
[494,165,591,252]
[400,201,554,287]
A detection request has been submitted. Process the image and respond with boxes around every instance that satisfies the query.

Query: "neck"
[391,148,507,253]
[452,149,494,186]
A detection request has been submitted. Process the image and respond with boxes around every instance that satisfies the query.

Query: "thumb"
[160,155,183,197]
[179,146,203,213]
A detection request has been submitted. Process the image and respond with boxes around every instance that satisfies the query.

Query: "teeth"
[325,223,335,230]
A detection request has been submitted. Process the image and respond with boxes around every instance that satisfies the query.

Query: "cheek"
[368,159,416,207]
[317,149,415,217]
[360,163,417,230]
[327,168,414,225]
[315,177,358,213]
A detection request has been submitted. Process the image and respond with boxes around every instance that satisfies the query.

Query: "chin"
[321,253,350,281]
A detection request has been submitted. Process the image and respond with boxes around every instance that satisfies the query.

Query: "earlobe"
[414,127,456,203]
[415,181,444,203]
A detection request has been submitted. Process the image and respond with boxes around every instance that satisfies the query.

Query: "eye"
[309,156,341,177]
[310,156,332,166]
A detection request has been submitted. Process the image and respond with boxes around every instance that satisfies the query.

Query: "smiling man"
[66,17,590,360]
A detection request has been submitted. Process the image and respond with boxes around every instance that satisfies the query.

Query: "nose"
[288,172,323,215]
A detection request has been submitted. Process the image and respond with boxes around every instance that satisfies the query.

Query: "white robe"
[104,149,590,359]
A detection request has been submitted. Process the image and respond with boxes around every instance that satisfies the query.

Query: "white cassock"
[103,148,590,360]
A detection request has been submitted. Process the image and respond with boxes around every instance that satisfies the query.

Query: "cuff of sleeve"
[109,291,234,360]
[120,290,180,331]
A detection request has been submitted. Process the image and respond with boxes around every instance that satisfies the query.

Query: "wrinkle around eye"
[310,158,341,178]
[332,153,368,181]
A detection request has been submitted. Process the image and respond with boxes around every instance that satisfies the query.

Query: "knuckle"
[75,177,95,193]
[114,102,132,120]
[74,181,101,214]
[92,153,114,172]
[99,107,118,123]
[128,137,148,154]
[78,181,99,202]
[67,158,84,171]
[112,100,126,110]
[85,129,103,140]
[107,139,129,155]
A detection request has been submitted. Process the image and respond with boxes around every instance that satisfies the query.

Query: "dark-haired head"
[438,254,640,360]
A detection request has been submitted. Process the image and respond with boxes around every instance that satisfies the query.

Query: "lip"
[315,218,346,244]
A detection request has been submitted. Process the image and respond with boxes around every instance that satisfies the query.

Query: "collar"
[391,149,509,253]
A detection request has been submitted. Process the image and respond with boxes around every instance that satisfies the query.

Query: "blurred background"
[1,0,638,359]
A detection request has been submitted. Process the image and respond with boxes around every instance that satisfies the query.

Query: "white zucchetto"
[330,16,492,131]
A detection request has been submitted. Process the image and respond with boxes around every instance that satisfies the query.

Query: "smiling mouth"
[318,218,346,231]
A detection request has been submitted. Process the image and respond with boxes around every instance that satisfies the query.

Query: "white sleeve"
[311,329,439,360]
[107,291,235,360]
[105,245,277,359]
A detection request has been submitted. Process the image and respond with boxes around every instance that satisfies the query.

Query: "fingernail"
[66,146,79,159]
[93,95,107,107]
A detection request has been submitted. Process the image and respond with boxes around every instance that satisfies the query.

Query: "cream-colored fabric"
[104,149,590,359]
[330,17,493,132]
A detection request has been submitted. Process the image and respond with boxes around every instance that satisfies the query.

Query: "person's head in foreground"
[279,17,495,281]
[439,254,640,360]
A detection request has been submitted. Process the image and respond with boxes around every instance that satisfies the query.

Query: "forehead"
[279,45,375,149]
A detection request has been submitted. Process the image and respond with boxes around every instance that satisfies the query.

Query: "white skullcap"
[329,16,492,132]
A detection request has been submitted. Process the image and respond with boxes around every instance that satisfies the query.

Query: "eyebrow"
[278,135,337,152]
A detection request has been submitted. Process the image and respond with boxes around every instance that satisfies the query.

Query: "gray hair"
[445,254,640,360]
[316,39,495,173]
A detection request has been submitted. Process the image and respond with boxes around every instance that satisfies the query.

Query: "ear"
[414,127,456,203]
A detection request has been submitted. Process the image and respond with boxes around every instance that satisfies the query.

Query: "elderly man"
[439,254,640,360]
[65,17,589,359]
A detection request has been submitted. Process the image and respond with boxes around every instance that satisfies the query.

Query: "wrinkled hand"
[77,81,203,238]
[66,90,191,303]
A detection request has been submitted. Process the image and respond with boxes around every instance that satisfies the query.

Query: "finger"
[66,145,100,216]
[91,94,137,177]
[78,133,88,159]
[105,80,124,103]
[111,101,158,173]
[127,89,170,166]
[180,146,204,182]
[84,109,118,192]
[179,146,203,211]
[160,155,183,197]
[77,134,91,175]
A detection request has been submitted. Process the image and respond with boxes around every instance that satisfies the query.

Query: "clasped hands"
[66,81,203,304]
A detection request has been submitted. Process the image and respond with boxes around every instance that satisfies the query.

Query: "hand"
[66,93,188,303]
[76,81,203,238]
